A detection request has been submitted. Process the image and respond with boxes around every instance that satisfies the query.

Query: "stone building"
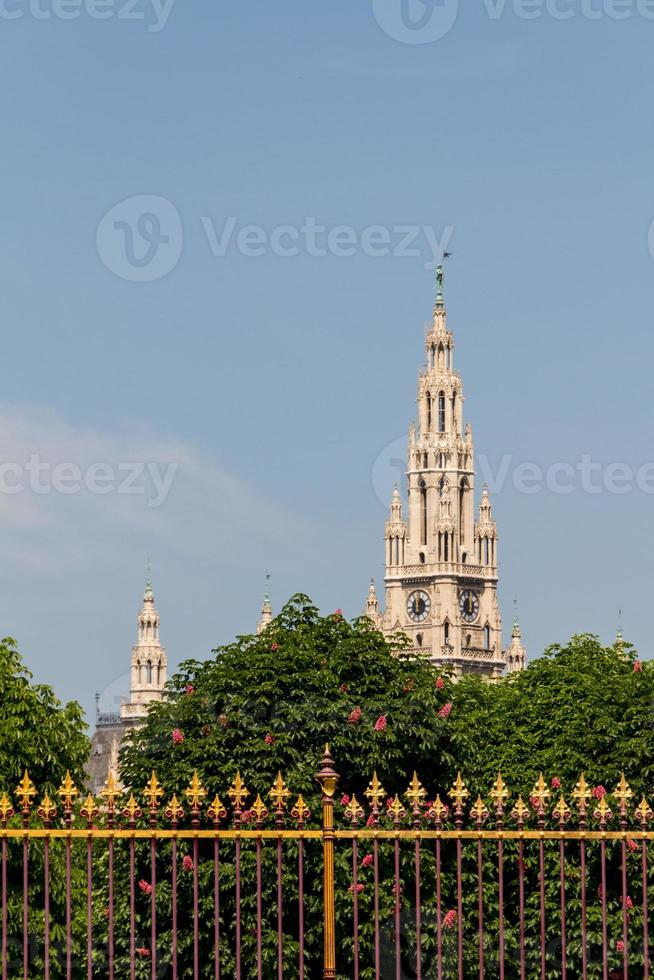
[364,266,526,677]
[87,577,168,793]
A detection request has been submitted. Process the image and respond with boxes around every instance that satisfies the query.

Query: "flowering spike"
[101,772,123,811]
[16,772,36,812]
[613,773,633,813]
[228,772,250,810]
[405,772,426,811]
[185,771,206,811]
[143,772,164,812]
[207,795,227,824]
[364,772,386,811]
[165,795,185,824]
[291,794,311,826]
[269,771,291,812]
[251,794,269,826]
[344,794,365,826]
[470,795,489,825]
[448,772,469,811]
[572,774,592,814]
[37,793,56,824]
[57,771,79,811]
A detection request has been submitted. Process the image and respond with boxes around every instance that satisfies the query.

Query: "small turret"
[257,590,273,635]
[505,616,526,673]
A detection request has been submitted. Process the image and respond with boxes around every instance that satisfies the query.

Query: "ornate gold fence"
[0,748,652,978]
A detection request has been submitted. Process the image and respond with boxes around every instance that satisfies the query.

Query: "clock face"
[407,590,431,623]
[459,589,480,623]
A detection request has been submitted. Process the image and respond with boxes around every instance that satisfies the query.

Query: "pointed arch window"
[483,625,491,650]
[438,393,446,433]
[459,478,467,545]
[444,620,450,645]
[146,661,153,684]
[426,393,432,430]
[419,479,427,546]
[483,537,490,565]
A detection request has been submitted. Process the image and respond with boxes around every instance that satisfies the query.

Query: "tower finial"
[434,264,445,311]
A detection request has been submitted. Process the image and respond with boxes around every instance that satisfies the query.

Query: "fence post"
[316,745,339,980]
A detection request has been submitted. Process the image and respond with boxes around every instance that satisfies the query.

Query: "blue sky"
[1,0,653,724]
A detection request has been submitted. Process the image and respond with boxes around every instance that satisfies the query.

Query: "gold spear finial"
[185,771,206,811]
[227,772,250,810]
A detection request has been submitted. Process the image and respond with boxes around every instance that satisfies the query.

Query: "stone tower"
[366,266,520,678]
[120,577,168,728]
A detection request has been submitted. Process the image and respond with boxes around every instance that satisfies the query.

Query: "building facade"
[87,578,168,793]
[364,266,525,677]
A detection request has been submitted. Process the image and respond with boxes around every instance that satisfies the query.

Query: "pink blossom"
[443,909,456,929]
[436,676,445,690]
[438,702,452,719]
[627,839,639,853]
[185,684,195,695]
[172,729,184,745]
[138,879,152,896]
[592,785,607,800]
[348,882,364,894]
[348,707,362,724]
[271,642,279,651]
[551,777,561,790]
[218,713,229,728]
[264,733,275,746]
[366,815,375,827]
[373,714,387,732]
[361,854,374,868]
[182,855,193,872]
[340,794,351,806]
[626,895,634,909]
[339,683,349,693]
[136,948,150,957]
[617,940,625,953]
[634,660,643,672]
[333,609,343,618]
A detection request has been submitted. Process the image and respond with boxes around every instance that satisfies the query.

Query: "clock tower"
[367,266,522,677]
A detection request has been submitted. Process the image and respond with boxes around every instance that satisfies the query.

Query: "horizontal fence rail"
[0,750,652,978]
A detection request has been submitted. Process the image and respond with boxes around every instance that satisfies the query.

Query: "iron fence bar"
[193,838,200,980]
[150,834,157,980]
[235,835,242,980]
[435,837,442,980]
[352,836,359,980]
[277,836,283,980]
[538,836,546,980]
[394,833,401,980]
[129,835,136,980]
[643,838,649,980]
[108,836,115,980]
[44,835,50,980]
[580,836,588,979]
[298,837,305,980]
[517,837,526,980]
[455,837,463,980]
[1,836,6,980]
[213,838,220,980]
[476,836,484,980]
[23,835,29,980]
[256,834,263,980]
[414,836,422,980]
[86,835,93,980]
[621,837,629,979]
[171,836,178,980]
[2,827,654,839]
[498,838,506,980]
[559,837,567,979]
[600,837,608,980]
[373,837,380,980]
